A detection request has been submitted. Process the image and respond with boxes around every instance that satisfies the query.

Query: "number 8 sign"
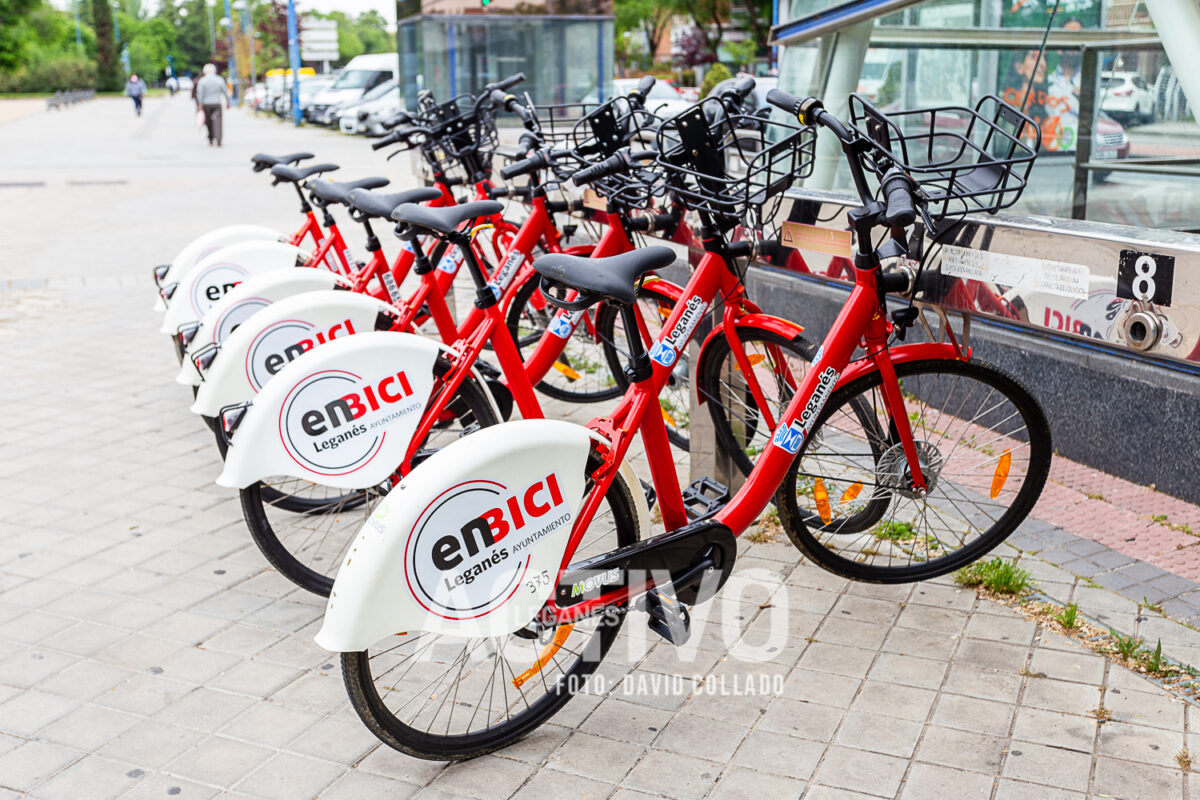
[1117,250,1175,306]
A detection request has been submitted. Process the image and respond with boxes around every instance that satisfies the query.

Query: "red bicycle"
[327,87,1053,759]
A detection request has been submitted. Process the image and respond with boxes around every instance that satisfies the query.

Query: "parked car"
[307,53,399,125]
[1100,71,1156,124]
[582,78,692,118]
[177,75,194,91]
[1090,112,1131,181]
[276,76,335,119]
[336,79,402,135]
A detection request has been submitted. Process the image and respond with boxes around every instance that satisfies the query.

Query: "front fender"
[155,225,285,311]
[159,241,309,335]
[315,419,598,648]
[837,342,970,389]
[177,270,353,386]
[695,314,806,404]
[191,291,397,415]
[216,331,442,490]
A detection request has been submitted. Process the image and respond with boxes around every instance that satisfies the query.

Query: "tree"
[615,0,673,65]
[674,27,715,69]
[0,0,41,70]
[699,61,730,98]
[724,39,757,72]
[92,0,121,89]
[172,0,213,74]
[253,1,291,71]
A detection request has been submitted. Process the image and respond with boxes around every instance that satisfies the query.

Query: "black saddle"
[270,162,339,184]
[391,201,504,235]
[251,152,313,172]
[306,177,390,207]
[347,187,443,220]
[535,247,677,306]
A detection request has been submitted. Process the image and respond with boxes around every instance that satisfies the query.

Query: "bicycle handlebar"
[485,72,525,94]
[880,167,916,228]
[381,111,412,130]
[499,150,549,180]
[572,148,656,186]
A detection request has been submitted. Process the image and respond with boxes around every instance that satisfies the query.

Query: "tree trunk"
[93,0,121,91]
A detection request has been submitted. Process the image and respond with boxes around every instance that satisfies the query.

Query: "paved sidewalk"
[2,97,1200,800]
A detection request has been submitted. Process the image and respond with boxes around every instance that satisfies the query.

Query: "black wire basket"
[847,93,1040,218]
[655,96,815,229]
[569,97,666,212]
[529,101,601,146]
[418,94,500,177]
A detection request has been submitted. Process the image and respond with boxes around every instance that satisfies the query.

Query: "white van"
[306,53,399,125]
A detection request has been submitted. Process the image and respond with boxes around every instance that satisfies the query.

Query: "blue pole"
[72,0,82,55]
[771,0,779,70]
[287,0,302,126]
[226,0,240,105]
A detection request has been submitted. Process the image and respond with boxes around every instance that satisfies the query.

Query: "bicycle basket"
[655,97,815,229]
[570,97,666,212]
[422,94,500,177]
[530,102,600,147]
[848,93,1040,218]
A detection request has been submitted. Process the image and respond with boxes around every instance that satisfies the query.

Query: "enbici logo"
[404,474,571,620]
[190,263,248,316]
[278,366,421,476]
[245,318,358,390]
[214,298,270,343]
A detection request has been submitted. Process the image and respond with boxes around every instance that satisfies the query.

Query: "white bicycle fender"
[315,419,597,649]
[216,331,439,491]
[159,240,309,335]
[191,291,396,414]
[177,270,353,386]
[155,224,285,311]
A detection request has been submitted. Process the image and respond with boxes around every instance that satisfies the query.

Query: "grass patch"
[747,505,783,544]
[873,521,918,542]
[953,557,1032,596]
[1176,748,1192,771]
[1151,514,1195,536]
[1090,704,1113,723]
[1057,602,1079,629]
[1110,629,1143,660]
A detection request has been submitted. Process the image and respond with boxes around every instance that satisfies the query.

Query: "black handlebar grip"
[546,198,584,214]
[489,186,511,199]
[766,88,803,118]
[495,72,525,92]
[881,168,916,228]
[518,131,540,153]
[729,75,756,101]
[758,239,782,259]
[499,154,540,180]
[371,131,402,150]
[382,111,412,130]
[572,153,623,185]
[490,89,512,109]
[439,175,465,187]
[635,75,655,96]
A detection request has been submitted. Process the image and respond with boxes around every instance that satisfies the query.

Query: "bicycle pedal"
[640,590,691,647]
[682,477,730,521]
[640,479,657,511]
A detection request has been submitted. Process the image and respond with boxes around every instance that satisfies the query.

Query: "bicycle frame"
[395,201,636,473]
[545,248,966,626]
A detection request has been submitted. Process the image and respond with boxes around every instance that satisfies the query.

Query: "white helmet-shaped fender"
[315,419,602,648]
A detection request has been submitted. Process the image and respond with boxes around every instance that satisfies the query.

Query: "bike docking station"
[413,137,1200,502]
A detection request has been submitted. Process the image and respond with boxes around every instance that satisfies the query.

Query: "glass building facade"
[395,5,613,110]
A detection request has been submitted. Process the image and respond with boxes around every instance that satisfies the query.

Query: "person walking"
[195,64,230,147]
[124,74,147,117]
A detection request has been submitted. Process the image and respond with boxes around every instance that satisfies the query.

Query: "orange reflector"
[990,449,1012,499]
[839,482,863,506]
[814,477,832,525]
[734,353,766,373]
[512,624,575,689]
[553,361,581,381]
[661,405,676,427]
[657,306,671,320]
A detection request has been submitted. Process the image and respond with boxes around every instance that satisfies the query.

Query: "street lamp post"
[234,0,257,97]
[286,0,301,126]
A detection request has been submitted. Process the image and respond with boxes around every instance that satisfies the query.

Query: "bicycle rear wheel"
[698,327,816,476]
[240,356,499,596]
[506,271,625,402]
[774,358,1051,583]
[598,284,688,449]
[341,454,641,760]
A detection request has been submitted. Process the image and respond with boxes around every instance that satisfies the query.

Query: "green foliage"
[724,40,758,71]
[1109,628,1143,660]
[698,62,731,99]
[0,55,95,92]
[873,521,918,541]
[1057,601,1079,629]
[1143,639,1164,673]
[953,557,1032,595]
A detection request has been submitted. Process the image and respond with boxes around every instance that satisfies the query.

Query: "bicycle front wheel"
[774,358,1051,583]
[341,454,641,760]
